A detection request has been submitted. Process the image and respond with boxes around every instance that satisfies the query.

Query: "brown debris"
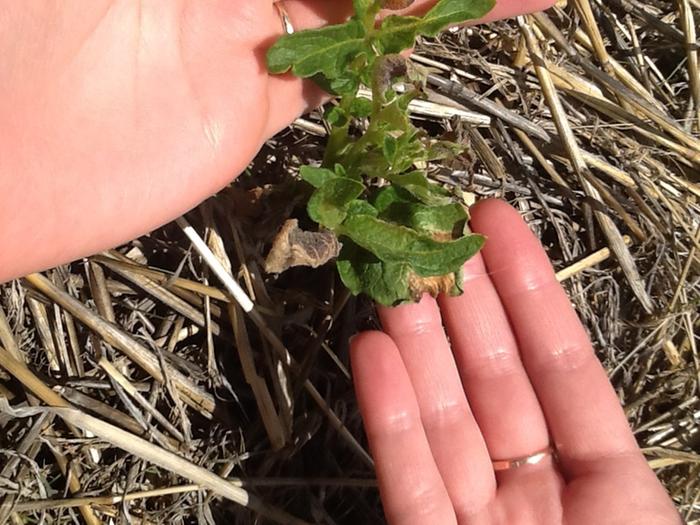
[264,219,341,274]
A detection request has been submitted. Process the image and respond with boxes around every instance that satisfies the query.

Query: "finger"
[379,297,496,520]
[470,200,641,477]
[351,331,457,525]
[263,0,558,136]
[437,253,550,464]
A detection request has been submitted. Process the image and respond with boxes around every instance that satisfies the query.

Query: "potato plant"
[266,0,495,305]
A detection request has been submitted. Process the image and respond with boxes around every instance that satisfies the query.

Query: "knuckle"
[405,316,442,338]
[391,483,452,524]
[462,345,522,379]
[421,400,470,431]
[372,408,423,438]
[530,343,594,373]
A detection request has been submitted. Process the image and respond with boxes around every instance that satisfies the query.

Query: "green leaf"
[421,0,495,34]
[310,71,362,96]
[377,14,421,54]
[383,135,399,163]
[451,267,465,296]
[400,184,453,206]
[379,202,468,234]
[353,0,382,22]
[372,185,416,213]
[334,164,349,177]
[337,240,412,306]
[376,0,496,54]
[385,172,453,205]
[391,130,429,172]
[347,199,379,218]
[267,0,493,305]
[267,20,368,79]
[308,177,365,228]
[375,95,411,130]
[324,106,348,127]
[349,97,374,118]
[353,0,374,18]
[339,215,484,276]
[300,166,337,189]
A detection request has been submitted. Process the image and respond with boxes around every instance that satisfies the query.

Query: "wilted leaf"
[265,219,341,274]
[339,214,484,276]
[373,54,409,97]
[427,140,465,161]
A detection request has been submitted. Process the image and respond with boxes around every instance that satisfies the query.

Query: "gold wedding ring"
[491,446,555,472]
[274,2,295,34]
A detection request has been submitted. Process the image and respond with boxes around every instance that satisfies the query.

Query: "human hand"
[351,200,680,525]
[0,0,554,283]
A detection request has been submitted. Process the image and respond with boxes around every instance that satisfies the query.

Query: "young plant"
[266,0,495,306]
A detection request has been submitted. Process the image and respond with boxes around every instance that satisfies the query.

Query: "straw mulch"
[1,1,698,523]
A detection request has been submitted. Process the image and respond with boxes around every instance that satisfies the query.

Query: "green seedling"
[266,0,494,306]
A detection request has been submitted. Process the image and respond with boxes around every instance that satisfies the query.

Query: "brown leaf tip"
[407,272,457,301]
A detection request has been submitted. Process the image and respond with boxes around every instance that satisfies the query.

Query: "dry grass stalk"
[99,357,186,443]
[228,304,287,450]
[26,297,60,371]
[533,11,700,162]
[87,261,116,323]
[23,273,215,414]
[677,0,700,131]
[0,306,21,360]
[556,235,634,281]
[13,484,202,513]
[519,14,655,313]
[101,261,221,335]
[0,347,101,525]
[0,400,310,525]
[98,252,232,302]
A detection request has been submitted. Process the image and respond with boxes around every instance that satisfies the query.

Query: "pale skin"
[0,2,680,523]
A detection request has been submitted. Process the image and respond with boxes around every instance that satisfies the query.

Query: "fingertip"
[349,331,421,433]
[350,331,403,385]
[469,198,518,230]
[350,330,394,361]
